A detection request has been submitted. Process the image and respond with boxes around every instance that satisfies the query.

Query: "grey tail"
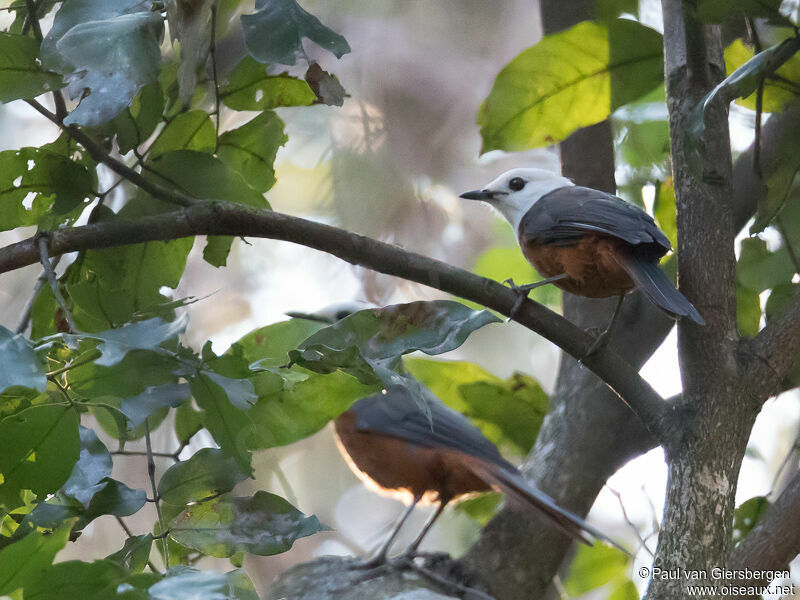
[467,458,626,553]
[619,255,705,325]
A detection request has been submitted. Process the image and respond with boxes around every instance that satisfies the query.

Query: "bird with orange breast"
[460,168,704,350]
[333,386,622,565]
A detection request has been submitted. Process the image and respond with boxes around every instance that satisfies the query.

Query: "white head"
[459,168,573,231]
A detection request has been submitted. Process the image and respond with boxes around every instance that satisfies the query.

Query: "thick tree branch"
[0,201,672,442]
[728,469,800,584]
[743,290,800,400]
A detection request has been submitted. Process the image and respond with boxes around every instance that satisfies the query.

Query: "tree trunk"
[646,2,754,598]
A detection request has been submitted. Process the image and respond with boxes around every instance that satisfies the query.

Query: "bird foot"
[503,278,530,320]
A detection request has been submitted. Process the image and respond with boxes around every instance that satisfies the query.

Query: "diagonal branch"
[743,289,800,401]
[0,200,673,443]
[728,469,800,584]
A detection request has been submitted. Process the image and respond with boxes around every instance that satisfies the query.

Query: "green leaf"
[737,237,795,292]
[454,492,503,525]
[0,327,46,394]
[241,0,351,66]
[175,401,204,444]
[596,0,639,21]
[42,4,164,126]
[106,83,165,154]
[564,544,630,596]
[737,284,762,337]
[405,358,547,455]
[218,111,287,193]
[696,0,787,23]
[169,491,327,557]
[0,406,80,506]
[147,150,267,207]
[732,496,770,544]
[0,33,64,102]
[69,316,187,367]
[107,534,153,572]
[608,579,640,600]
[689,37,800,152]
[21,559,128,600]
[149,110,216,159]
[478,19,663,152]
[248,370,374,449]
[118,383,191,430]
[62,426,112,503]
[765,283,797,321]
[189,373,255,477]
[219,57,316,110]
[0,523,72,596]
[238,318,325,368]
[0,147,94,232]
[653,179,678,250]
[83,478,146,522]
[158,448,248,506]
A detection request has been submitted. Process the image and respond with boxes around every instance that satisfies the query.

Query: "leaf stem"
[145,418,170,569]
[46,349,102,377]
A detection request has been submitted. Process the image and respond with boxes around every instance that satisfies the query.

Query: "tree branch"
[0,200,673,442]
[728,469,800,584]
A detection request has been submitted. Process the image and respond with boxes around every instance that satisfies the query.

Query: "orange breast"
[334,411,491,504]
[520,234,635,298]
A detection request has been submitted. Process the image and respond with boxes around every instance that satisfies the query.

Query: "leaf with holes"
[0,33,64,102]
[169,491,328,557]
[242,0,351,66]
[220,57,316,110]
[0,147,94,232]
[478,19,663,152]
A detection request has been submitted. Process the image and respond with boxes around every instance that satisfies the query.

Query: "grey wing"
[520,186,671,253]
[351,388,516,473]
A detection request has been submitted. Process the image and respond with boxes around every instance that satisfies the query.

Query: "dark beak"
[459,189,496,201]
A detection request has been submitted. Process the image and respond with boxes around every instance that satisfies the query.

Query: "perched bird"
[460,168,704,349]
[334,387,621,564]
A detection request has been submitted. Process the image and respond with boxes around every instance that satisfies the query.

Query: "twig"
[607,486,655,558]
[113,450,183,460]
[23,0,68,121]
[15,255,61,334]
[403,558,495,600]
[24,99,197,208]
[768,434,800,498]
[747,17,765,180]
[37,235,77,332]
[145,418,170,569]
[209,0,221,146]
[45,349,101,377]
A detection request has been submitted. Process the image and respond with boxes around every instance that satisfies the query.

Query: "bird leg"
[582,294,625,359]
[504,273,568,319]
[352,495,421,569]
[402,499,449,558]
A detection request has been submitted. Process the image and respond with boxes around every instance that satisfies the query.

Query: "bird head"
[459,168,573,230]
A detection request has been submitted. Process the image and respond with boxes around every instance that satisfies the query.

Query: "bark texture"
[646,3,753,598]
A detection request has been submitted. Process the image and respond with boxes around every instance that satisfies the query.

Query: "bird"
[333,387,622,565]
[459,168,705,351]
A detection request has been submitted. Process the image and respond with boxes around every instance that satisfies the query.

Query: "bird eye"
[508,177,526,191]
